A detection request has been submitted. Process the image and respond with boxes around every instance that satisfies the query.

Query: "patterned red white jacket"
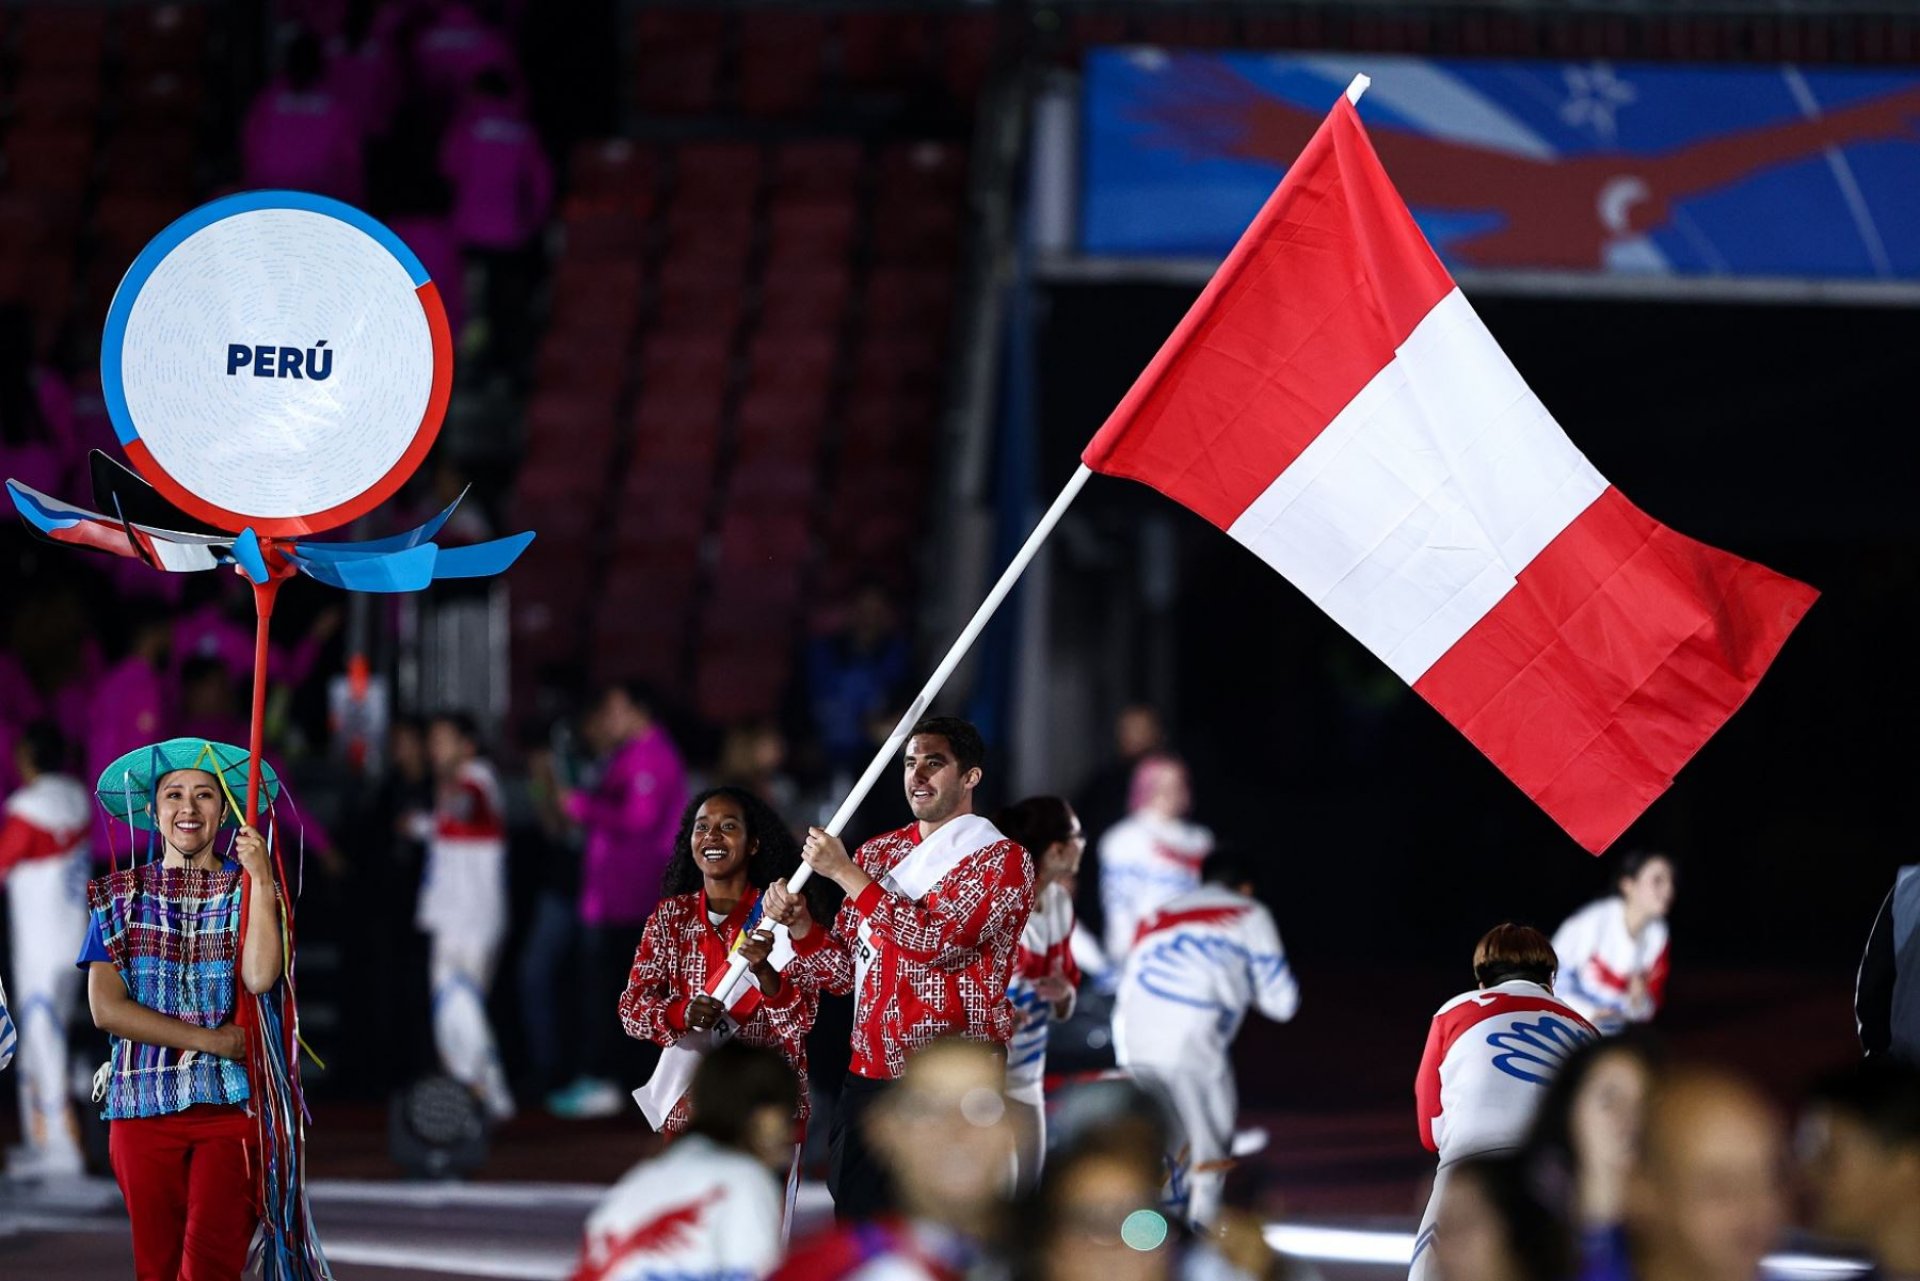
[791,819,1035,1081]
[619,888,818,1134]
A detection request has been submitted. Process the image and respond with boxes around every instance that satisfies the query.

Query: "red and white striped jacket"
[1006,881,1080,1095]
[0,774,90,879]
[620,889,818,1135]
[415,758,507,939]
[792,819,1034,1081]
[1551,897,1670,1035]
[1414,979,1597,1164]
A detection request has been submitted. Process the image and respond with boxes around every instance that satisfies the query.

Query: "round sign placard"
[101,191,453,537]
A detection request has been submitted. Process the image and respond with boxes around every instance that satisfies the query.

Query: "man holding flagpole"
[764,716,1034,1222]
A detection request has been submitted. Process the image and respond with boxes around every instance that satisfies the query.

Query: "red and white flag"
[1083,94,1816,854]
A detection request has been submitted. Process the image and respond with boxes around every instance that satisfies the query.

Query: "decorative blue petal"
[289,543,438,592]
[429,531,535,580]
[305,487,469,554]
[232,529,272,584]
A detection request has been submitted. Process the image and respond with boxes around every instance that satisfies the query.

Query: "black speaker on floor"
[388,1075,489,1179]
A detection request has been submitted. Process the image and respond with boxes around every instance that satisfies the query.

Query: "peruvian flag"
[1083,93,1816,854]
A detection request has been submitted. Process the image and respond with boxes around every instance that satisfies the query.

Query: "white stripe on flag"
[1226,289,1606,683]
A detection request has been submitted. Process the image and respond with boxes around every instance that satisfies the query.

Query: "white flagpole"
[710,463,1094,1003]
[706,70,1370,1010]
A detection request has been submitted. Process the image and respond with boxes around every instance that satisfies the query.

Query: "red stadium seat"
[93,194,187,261]
[9,70,103,126]
[738,10,827,117]
[534,328,631,394]
[656,255,749,315]
[865,265,955,331]
[665,208,755,265]
[757,269,852,340]
[613,491,708,550]
[632,389,728,459]
[552,257,645,309]
[98,125,197,200]
[622,455,719,506]
[747,330,837,391]
[851,331,946,401]
[121,4,211,74]
[16,8,108,72]
[122,71,204,126]
[632,8,726,115]
[941,12,1001,101]
[879,141,968,200]
[0,193,77,254]
[561,200,651,260]
[600,562,701,619]
[4,124,95,198]
[704,571,805,636]
[527,384,623,444]
[675,142,764,203]
[727,460,817,506]
[0,248,73,327]
[693,645,792,723]
[734,385,828,461]
[640,331,734,398]
[768,193,857,260]
[569,139,660,201]
[772,140,864,195]
[592,620,686,686]
[840,11,933,92]
[871,197,962,264]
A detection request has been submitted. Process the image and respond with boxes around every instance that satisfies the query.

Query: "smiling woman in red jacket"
[620,788,824,1153]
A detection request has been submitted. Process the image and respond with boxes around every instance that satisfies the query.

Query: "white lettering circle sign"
[101,191,453,536]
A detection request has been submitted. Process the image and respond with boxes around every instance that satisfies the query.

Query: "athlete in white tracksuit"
[573,1042,797,1280]
[1112,860,1298,1227]
[1098,755,1213,970]
[1552,851,1675,1036]
[1408,926,1596,1281]
[0,727,92,1177]
[415,716,514,1120]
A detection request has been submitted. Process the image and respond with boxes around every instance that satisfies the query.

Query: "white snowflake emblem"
[1561,63,1638,143]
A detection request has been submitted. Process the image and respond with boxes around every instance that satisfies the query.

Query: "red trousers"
[109,1105,260,1281]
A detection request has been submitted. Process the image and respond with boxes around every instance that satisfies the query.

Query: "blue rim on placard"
[98,190,454,537]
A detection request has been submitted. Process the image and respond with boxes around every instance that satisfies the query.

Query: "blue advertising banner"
[1081,50,1920,281]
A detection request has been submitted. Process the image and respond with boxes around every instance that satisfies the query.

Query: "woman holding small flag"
[621,786,825,1200]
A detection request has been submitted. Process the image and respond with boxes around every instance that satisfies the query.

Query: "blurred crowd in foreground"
[568,1036,1920,1281]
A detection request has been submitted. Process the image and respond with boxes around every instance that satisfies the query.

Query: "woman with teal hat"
[74,737,285,1280]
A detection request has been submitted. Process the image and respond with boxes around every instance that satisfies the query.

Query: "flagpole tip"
[1345,73,1371,105]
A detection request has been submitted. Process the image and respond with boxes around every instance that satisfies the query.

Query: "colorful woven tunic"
[83,864,250,1120]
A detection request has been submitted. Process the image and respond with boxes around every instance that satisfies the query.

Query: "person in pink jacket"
[387,176,469,345]
[172,589,341,689]
[85,619,174,864]
[240,31,366,204]
[549,681,686,1118]
[439,66,551,389]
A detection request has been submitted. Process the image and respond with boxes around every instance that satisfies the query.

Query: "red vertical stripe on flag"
[1081,100,1453,529]
[1413,487,1818,853]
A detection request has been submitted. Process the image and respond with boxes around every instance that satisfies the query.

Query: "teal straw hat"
[95,738,281,831]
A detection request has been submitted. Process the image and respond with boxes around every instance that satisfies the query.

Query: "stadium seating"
[488,6,999,723]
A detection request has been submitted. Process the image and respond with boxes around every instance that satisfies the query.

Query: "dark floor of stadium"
[0,968,1866,1280]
